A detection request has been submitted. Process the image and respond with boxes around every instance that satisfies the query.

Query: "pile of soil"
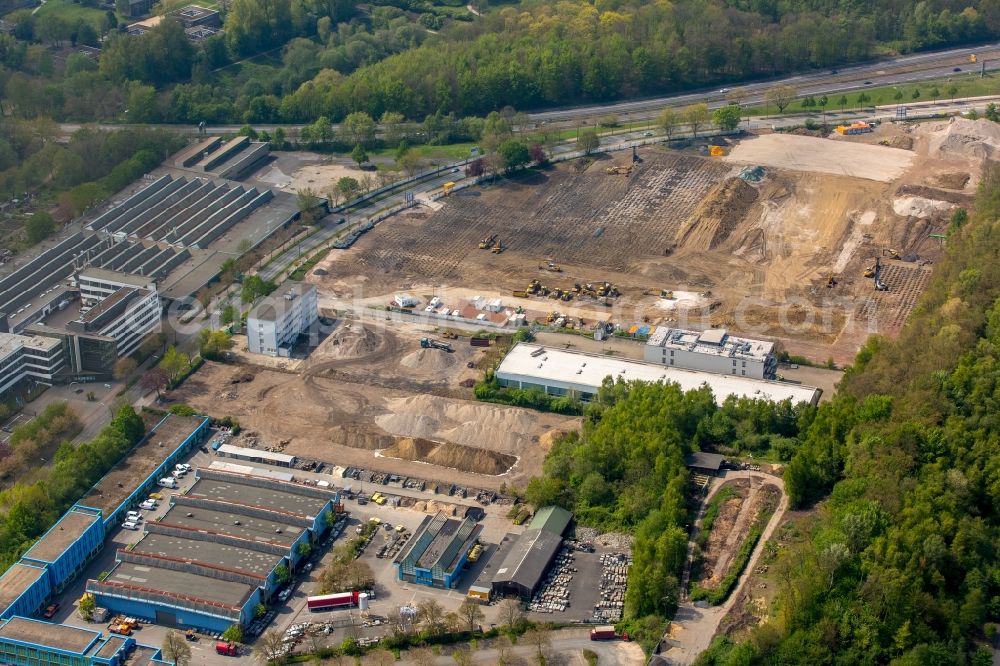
[399,348,457,371]
[325,323,382,359]
[381,437,517,475]
[927,117,1000,160]
[675,177,759,251]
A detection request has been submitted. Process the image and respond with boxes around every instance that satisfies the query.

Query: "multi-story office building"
[247,282,318,357]
[644,327,778,379]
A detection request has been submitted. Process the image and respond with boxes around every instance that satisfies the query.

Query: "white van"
[157,477,177,488]
[121,521,139,530]
[125,511,142,522]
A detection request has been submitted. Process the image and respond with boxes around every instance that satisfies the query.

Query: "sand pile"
[382,437,517,475]
[675,178,758,251]
[412,500,459,516]
[399,348,457,371]
[928,172,970,190]
[375,394,547,451]
[325,323,381,359]
[892,196,954,219]
[927,117,1000,160]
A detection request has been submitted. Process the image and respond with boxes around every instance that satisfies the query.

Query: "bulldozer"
[527,279,541,295]
[546,261,562,272]
[660,289,674,299]
[884,248,900,260]
[478,234,497,249]
[491,239,504,254]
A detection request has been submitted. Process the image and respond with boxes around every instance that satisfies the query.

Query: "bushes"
[473,379,583,415]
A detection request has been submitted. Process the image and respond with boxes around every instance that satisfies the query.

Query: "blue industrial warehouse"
[0,413,210,665]
[393,511,483,589]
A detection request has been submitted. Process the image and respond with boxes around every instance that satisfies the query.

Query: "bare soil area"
[171,349,576,489]
[313,130,967,364]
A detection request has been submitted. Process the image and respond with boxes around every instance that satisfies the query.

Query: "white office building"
[76,268,157,307]
[496,343,819,405]
[0,333,65,396]
[68,287,161,359]
[643,327,778,379]
[247,282,318,356]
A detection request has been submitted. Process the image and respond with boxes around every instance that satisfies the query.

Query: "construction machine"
[420,338,453,352]
[660,289,674,299]
[605,164,634,176]
[527,279,541,295]
[863,266,876,278]
[884,248,900,260]
[826,276,837,288]
[546,261,562,272]
[478,234,497,249]
[491,239,504,253]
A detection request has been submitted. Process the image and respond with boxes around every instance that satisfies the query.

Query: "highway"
[57,41,1000,137]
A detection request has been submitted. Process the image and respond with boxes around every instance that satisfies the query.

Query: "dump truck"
[420,338,453,352]
[216,641,239,656]
[512,290,528,297]
[590,626,619,641]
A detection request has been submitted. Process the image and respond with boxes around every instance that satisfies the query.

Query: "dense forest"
[689,165,1000,665]
[3,0,1000,124]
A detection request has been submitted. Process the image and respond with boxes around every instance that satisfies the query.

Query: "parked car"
[42,604,59,619]
[139,500,156,510]
[157,477,177,488]
[125,511,142,522]
[121,521,139,530]
[175,463,192,473]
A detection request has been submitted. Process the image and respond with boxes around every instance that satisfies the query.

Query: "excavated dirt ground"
[171,339,576,489]
[315,130,975,364]
[697,481,781,590]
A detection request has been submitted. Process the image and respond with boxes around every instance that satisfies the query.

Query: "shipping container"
[307,591,360,611]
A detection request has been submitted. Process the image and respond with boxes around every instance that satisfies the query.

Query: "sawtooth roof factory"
[496,342,819,405]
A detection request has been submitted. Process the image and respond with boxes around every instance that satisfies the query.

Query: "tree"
[856,92,871,109]
[713,105,742,132]
[417,599,446,635]
[253,630,285,664]
[948,85,959,101]
[684,103,710,137]
[341,111,376,147]
[528,144,548,166]
[159,346,189,382]
[494,635,514,666]
[498,139,530,172]
[657,108,679,140]
[221,625,243,644]
[765,85,797,114]
[336,176,361,202]
[911,88,921,100]
[240,275,276,303]
[139,367,169,399]
[198,329,233,360]
[221,304,239,326]
[397,149,422,177]
[112,357,137,381]
[161,631,191,666]
[351,143,368,167]
[522,627,552,664]
[931,86,941,101]
[457,598,485,633]
[451,647,473,666]
[25,212,56,245]
[410,647,436,666]
[380,111,406,145]
[466,158,486,178]
[838,95,848,112]
[986,103,1000,123]
[78,593,96,620]
[297,187,322,224]
[497,598,523,632]
[576,128,599,155]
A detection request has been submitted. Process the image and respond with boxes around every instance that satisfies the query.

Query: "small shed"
[685,452,726,475]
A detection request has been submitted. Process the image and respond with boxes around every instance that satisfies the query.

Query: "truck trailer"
[590,625,618,641]
[307,590,360,611]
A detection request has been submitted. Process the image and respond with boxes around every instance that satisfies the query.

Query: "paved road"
[56,40,1000,137]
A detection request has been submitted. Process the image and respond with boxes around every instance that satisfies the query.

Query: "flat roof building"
[0,332,65,397]
[686,452,726,474]
[22,506,103,594]
[247,282,318,357]
[87,469,339,633]
[496,343,819,405]
[0,617,162,665]
[0,563,48,621]
[644,326,778,380]
[394,512,482,589]
[490,528,563,600]
[215,442,296,467]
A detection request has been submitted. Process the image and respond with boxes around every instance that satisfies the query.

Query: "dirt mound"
[324,323,382,359]
[399,348,457,371]
[382,437,517,475]
[927,117,1000,160]
[926,172,971,190]
[382,436,437,459]
[538,429,566,453]
[675,178,758,251]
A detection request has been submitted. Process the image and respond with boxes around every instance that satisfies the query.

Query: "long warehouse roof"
[497,343,819,404]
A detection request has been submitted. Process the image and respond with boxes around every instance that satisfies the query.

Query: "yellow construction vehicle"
[478,234,497,249]
[546,311,557,323]
[443,181,455,195]
[546,261,562,272]
[863,266,876,278]
[970,53,978,63]
[606,164,634,176]
[491,239,504,253]
[885,248,900,260]
[526,280,541,294]
[660,289,674,299]
[826,276,836,288]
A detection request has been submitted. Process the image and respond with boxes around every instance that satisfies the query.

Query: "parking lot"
[524,542,630,625]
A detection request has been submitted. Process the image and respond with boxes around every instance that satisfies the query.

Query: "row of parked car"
[122,463,192,529]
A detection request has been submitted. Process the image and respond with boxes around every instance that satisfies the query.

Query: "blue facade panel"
[0,564,52,620]
[23,507,104,593]
[87,593,237,635]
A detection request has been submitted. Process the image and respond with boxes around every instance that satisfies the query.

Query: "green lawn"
[32,0,118,30]
[746,71,1000,117]
[367,142,478,161]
